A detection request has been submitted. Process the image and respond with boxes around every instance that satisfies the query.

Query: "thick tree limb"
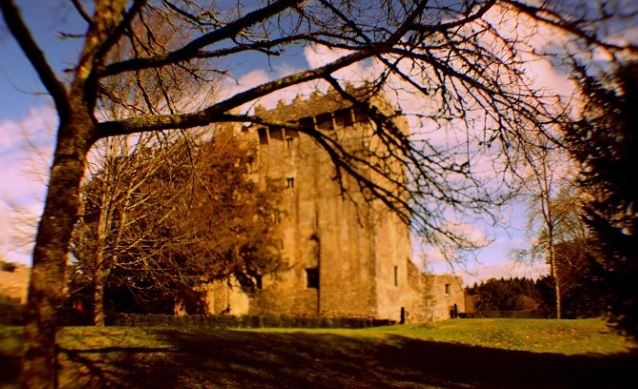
[95,0,148,64]
[100,0,302,77]
[71,0,93,24]
[97,49,373,137]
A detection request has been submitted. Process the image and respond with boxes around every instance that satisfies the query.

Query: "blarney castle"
[203,88,465,323]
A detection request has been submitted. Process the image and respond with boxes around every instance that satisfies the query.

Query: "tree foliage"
[564,61,638,339]
[467,277,541,312]
[71,129,283,318]
[467,271,606,318]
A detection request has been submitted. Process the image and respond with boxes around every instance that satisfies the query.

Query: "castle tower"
[241,89,422,321]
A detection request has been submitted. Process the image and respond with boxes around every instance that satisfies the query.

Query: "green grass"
[254,318,631,355]
[1,319,637,388]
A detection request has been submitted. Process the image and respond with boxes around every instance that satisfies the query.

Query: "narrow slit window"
[394,265,399,287]
[286,177,295,188]
[306,268,319,289]
[445,283,451,295]
[257,127,268,144]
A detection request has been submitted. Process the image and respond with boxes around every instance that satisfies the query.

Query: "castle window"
[353,108,368,123]
[298,117,314,131]
[285,128,299,138]
[334,108,354,127]
[286,177,295,188]
[445,283,451,295]
[394,265,399,287]
[270,127,284,141]
[255,275,263,290]
[316,112,333,131]
[306,268,319,289]
[258,127,268,144]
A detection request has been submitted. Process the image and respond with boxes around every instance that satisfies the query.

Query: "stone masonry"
[204,89,465,322]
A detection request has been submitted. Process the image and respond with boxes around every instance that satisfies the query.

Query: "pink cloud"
[0,105,55,265]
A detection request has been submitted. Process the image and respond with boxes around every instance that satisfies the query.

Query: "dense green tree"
[553,241,607,318]
[564,61,638,338]
[466,277,541,313]
[466,272,605,319]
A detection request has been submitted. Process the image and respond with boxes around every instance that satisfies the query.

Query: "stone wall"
[247,106,381,318]
[426,274,466,321]
[0,262,29,303]
[243,90,415,320]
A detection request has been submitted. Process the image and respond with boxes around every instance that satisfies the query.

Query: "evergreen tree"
[564,61,638,338]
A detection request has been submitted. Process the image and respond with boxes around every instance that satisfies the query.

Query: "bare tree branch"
[100,0,302,77]
[0,0,69,118]
[71,0,93,24]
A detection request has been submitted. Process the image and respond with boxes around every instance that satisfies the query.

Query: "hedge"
[108,313,396,328]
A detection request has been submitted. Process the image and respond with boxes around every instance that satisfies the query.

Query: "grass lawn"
[1,319,636,388]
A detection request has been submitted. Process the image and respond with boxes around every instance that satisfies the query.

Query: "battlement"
[254,86,403,131]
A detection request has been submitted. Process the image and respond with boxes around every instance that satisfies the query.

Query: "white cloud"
[461,260,549,286]
[423,247,548,286]
[0,104,55,265]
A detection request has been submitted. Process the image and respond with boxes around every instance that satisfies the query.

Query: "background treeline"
[466,272,607,319]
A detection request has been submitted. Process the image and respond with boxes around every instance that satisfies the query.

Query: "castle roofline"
[255,84,394,122]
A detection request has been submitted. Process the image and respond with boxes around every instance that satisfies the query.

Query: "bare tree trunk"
[92,267,106,326]
[92,176,112,327]
[91,218,108,326]
[548,239,562,319]
[21,114,92,388]
[537,150,562,320]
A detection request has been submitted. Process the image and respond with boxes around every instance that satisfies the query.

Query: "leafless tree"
[522,145,570,319]
[72,133,183,325]
[73,129,283,323]
[1,0,636,386]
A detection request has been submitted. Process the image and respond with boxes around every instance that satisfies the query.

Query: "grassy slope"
[1,319,636,388]
[256,318,631,355]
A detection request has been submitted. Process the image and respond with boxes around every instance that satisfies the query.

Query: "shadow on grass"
[3,329,638,388]
[0,351,20,387]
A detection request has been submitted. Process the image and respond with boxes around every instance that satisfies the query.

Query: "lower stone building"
[0,261,29,304]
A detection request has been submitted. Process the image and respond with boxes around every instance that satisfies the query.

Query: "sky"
[0,1,605,285]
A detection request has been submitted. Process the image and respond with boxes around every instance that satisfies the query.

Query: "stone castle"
[0,90,466,323]
[204,89,465,323]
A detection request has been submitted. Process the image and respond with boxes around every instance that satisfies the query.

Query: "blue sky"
[0,1,564,284]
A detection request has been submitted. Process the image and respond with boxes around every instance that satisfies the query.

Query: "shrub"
[108,313,396,328]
